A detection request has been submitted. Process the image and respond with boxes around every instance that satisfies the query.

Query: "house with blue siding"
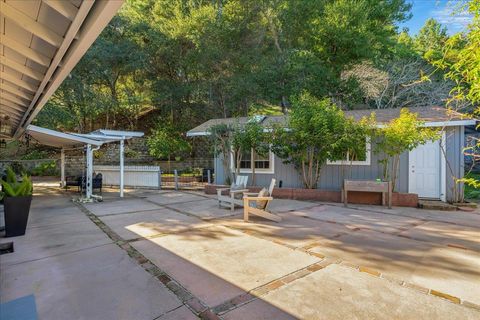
[187,106,475,203]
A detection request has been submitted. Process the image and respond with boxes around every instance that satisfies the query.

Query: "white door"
[409,140,441,199]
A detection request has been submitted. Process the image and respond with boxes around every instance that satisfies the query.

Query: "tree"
[208,124,234,184]
[147,122,191,171]
[414,18,448,60]
[374,108,439,191]
[271,92,372,189]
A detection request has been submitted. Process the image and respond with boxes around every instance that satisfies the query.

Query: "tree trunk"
[251,148,256,186]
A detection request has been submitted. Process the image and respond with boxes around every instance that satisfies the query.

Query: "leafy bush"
[0,167,33,200]
[125,149,139,158]
[30,161,59,176]
[21,149,50,160]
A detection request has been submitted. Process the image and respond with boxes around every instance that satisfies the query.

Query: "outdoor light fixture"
[0,139,6,149]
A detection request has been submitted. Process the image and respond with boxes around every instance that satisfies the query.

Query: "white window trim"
[327,139,371,166]
[230,148,275,174]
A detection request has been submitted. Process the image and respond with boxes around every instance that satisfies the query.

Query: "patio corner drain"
[0,242,14,254]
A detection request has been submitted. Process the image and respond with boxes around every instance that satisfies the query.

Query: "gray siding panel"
[214,126,465,202]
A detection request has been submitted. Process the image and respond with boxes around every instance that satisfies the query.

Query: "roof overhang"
[0,0,124,139]
[187,119,478,137]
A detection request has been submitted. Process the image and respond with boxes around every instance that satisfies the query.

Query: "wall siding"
[215,126,464,202]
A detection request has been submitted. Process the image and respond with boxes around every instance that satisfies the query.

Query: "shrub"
[30,161,59,176]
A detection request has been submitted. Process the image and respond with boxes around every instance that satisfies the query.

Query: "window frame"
[327,138,371,166]
[230,148,275,174]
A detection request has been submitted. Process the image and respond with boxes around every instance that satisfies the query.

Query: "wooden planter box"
[205,184,418,207]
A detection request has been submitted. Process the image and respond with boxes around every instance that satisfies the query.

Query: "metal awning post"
[60,148,65,187]
[120,138,124,197]
[86,144,93,199]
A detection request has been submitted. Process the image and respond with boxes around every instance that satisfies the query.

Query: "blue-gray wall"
[215,126,464,202]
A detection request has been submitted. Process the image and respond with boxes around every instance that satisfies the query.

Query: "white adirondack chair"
[243,179,281,222]
[217,175,249,211]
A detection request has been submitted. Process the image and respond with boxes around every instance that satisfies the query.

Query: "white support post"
[86,144,93,199]
[60,148,65,187]
[120,138,125,197]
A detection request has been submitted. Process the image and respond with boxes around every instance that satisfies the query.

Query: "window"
[231,149,274,174]
[327,138,371,166]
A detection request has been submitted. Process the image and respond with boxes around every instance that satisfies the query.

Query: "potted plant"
[0,167,33,237]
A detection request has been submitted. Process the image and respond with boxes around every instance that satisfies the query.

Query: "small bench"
[343,179,392,209]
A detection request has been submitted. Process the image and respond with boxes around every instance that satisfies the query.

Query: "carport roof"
[26,125,143,148]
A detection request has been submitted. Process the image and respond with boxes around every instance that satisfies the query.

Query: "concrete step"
[418,200,457,211]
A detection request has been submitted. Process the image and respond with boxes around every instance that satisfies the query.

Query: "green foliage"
[374,108,439,191]
[36,0,411,133]
[414,18,448,60]
[30,161,59,177]
[0,167,33,200]
[271,92,375,189]
[124,148,140,158]
[435,0,480,105]
[147,122,191,160]
[21,149,50,160]
[463,173,480,199]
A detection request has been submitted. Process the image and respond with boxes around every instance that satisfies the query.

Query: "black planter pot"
[4,195,32,237]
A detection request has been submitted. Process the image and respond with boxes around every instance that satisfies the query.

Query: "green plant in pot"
[0,167,33,237]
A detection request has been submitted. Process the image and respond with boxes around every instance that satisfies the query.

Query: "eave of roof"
[186,106,476,137]
[0,0,124,139]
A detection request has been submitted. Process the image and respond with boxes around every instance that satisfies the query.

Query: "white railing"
[94,165,161,188]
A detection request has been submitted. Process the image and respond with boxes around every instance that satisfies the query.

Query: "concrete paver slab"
[223,264,480,320]
[166,199,242,219]
[100,208,212,240]
[267,199,318,212]
[0,220,112,266]
[27,205,90,229]
[292,205,422,233]
[412,247,480,305]
[309,229,480,305]
[342,203,480,228]
[1,244,183,320]
[309,229,429,279]
[216,213,350,248]
[131,225,320,307]
[399,220,480,251]
[84,198,160,216]
[147,192,208,206]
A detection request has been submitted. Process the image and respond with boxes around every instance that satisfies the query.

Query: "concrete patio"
[1,186,480,319]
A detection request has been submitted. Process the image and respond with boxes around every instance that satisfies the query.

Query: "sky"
[399,0,473,35]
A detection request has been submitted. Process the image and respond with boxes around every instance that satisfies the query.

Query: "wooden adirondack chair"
[217,175,249,211]
[242,179,281,222]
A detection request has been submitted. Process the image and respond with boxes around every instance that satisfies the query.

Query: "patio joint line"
[217,221,480,312]
[93,207,168,217]
[152,305,184,320]
[75,202,223,320]
[211,258,335,315]
[1,242,113,267]
[334,259,480,310]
